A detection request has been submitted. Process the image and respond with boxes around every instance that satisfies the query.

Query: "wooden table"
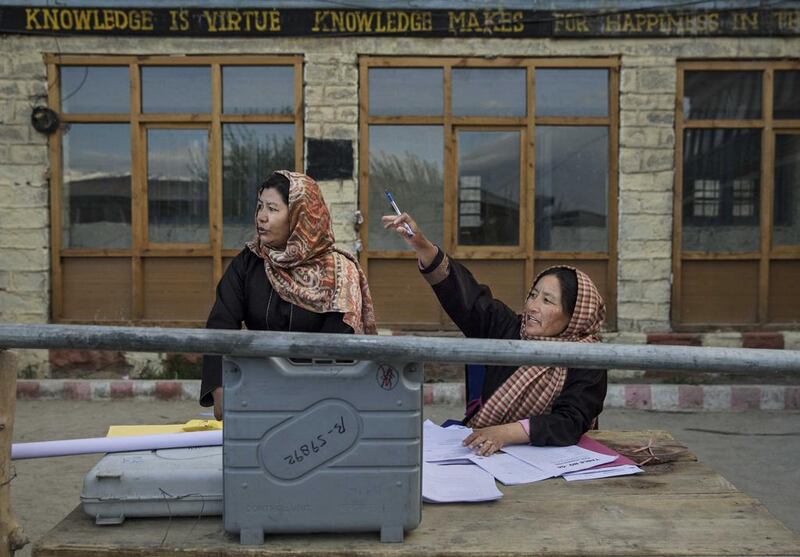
[32,430,800,557]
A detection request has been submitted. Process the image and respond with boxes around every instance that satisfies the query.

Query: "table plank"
[32,431,800,557]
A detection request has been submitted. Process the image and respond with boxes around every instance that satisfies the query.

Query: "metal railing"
[0,323,798,375]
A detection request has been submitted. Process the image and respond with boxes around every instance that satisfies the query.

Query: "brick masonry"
[14,379,800,411]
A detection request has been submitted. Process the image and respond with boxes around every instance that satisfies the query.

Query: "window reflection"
[147,129,209,244]
[682,129,761,252]
[535,127,608,252]
[223,66,294,115]
[535,69,608,117]
[223,124,295,249]
[368,68,443,116]
[62,124,132,248]
[142,67,211,113]
[368,126,444,251]
[457,130,520,246]
[774,134,800,247]
[774,71,800,120]
[684,71,762,120]
[452,69,526,117]
[61,66,130,113]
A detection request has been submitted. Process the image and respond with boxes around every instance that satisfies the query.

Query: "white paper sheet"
[422,420,475,463]
[563,464,643,481]
[468,453,553,485]
[422,461,503,503]
[502,443,617,476]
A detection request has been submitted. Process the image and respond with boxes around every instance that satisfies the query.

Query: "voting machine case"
[81,446,223,524]
[223,356,423,545]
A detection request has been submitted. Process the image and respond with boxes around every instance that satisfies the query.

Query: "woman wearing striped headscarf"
[382,211,606,452]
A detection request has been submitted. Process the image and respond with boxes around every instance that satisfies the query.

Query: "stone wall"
[0,34,798,375]
[0,39,50,373]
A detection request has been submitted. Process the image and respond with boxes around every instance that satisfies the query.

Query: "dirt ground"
[8,401,800,556]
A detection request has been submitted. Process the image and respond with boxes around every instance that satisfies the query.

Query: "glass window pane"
[457,130,520,246]
[774,134,800,247]
[223,66,294,115]
[682,129,761,252]
[535,69,608,117]
[368,68,443,116]
[142,67,210,113]
[222,124,295,249]
[774,71,800,120]
[368,126,443,251]
[535,127,608,252]
[453,69,526,117]
[61,66,129,113]
[62,124,131,248]
[147,129,209,244]
[684,71,762,120]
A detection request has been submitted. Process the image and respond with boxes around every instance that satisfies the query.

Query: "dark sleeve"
[200,253,247,407]
[320,311,355,334]
[421,247,520,340]
[528,368,608,446]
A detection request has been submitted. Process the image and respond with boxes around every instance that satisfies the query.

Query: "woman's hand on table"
[463,423,529,456]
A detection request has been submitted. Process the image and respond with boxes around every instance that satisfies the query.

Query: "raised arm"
[381,210,520,339]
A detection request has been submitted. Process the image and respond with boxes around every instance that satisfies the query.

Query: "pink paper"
[577,434,637,469]
[11,430,222,460]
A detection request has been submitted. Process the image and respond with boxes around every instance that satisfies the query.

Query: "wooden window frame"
[673,60,800,330]
[46,54,304,325]
[359,56,619,328]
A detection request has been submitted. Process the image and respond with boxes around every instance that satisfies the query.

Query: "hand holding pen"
[384,191,415,237]
[380,197,438,268]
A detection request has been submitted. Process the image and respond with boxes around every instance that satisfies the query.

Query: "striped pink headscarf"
[468,266,606,428]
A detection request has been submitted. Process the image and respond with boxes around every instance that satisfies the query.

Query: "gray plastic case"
[223,356,422,545]
[81,446,223,525]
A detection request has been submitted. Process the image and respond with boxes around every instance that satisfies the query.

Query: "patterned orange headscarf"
[247,171,377,335]
[468,266,605,428]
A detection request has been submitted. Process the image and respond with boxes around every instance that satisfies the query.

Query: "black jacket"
[199,248,353,407]
[422,248,607,446]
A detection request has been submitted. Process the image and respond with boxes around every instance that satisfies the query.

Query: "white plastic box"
[223,356,423,545]
[81,446,223,525]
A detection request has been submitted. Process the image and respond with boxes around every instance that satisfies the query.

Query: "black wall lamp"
[30,106,60,134]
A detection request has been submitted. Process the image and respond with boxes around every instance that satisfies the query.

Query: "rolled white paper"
[11,430,222,460]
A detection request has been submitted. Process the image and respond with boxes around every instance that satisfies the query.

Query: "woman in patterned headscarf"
[201,171,376,419]
[383,211,606,452]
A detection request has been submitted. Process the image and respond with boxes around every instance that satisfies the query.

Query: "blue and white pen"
[385,190,415,237]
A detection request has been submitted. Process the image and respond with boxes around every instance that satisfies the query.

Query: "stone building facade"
[0,2,798,375]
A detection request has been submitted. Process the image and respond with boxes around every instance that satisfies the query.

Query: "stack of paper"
[422,421,474,464]
[422,461,503,503]
[421,420,642,502]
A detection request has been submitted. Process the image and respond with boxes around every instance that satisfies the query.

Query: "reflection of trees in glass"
[368,150,444,249]
[370,150,442,196]
[223,125,294,217]
[185,141,209,185]
[222,125,295,248]
[147,131,209,243]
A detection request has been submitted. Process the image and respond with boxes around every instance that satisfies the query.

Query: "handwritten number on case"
[283,419,343,466]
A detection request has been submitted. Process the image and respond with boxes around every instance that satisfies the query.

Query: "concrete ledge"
[15,379,800,412]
